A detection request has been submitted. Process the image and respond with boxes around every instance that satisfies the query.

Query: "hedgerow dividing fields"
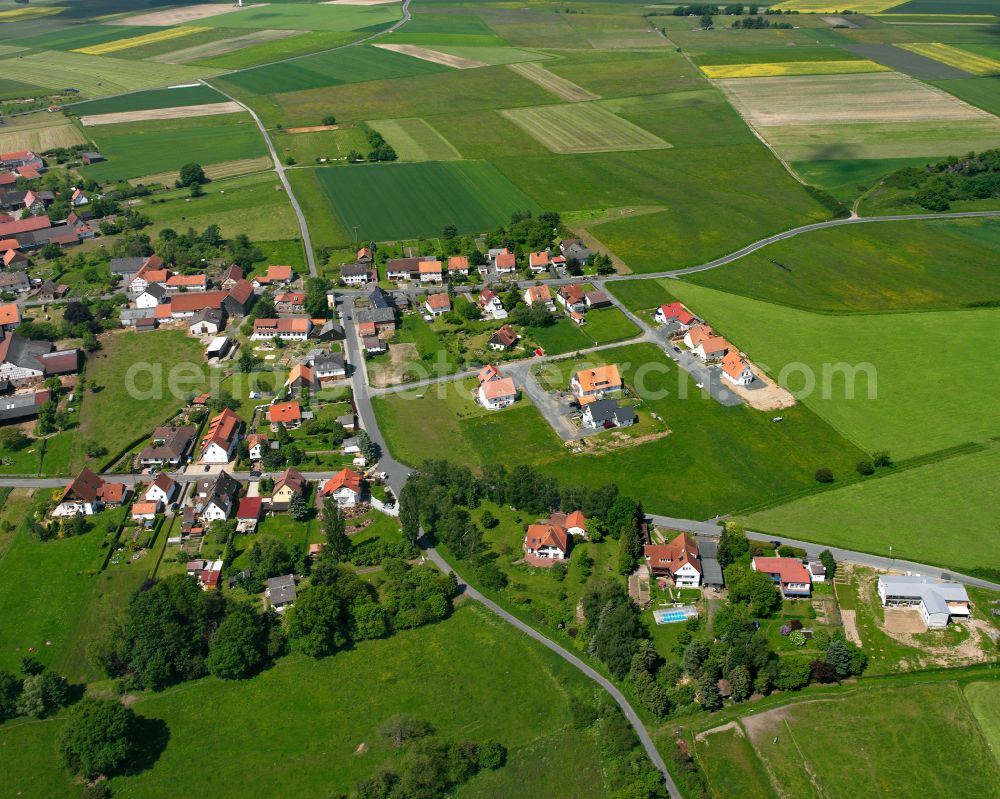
[314,160,540,240]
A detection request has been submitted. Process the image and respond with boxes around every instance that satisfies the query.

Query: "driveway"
[505,360,581,441]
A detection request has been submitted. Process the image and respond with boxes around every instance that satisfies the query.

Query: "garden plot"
[373,43,483,69]
[501,102,670,154]
[719,71,1000,160]
[79,101,244,126]
[507,62,599,102]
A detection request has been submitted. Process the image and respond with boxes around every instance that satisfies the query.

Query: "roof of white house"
[878,575,969,615]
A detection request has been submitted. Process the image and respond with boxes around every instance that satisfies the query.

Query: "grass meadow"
[741,442,1000,573]
[73,331,207,471]
[314,160,540,241]
[275,126,370,164]
[965,682,1000,754]
[39,603,604,799]
[685,217,1000,312]
[666,281,1000,460]
[366,117,462,161]
[191,30,362,69]
[205,2,402,33]
[79,114,266,182]
[0,111,85,154]
[695,726,775,799]
[70,84,227,116]
[501,102,670,154]
[375,343,864,519]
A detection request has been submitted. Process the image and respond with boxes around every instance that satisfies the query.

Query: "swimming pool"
[653,605,699,625]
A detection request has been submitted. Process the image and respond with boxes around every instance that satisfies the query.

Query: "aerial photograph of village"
[0,0,998,796]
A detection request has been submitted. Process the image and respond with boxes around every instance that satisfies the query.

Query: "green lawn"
[377,343,865,518]
[314,160,541,241]
[140,172,299,241]
[667,281,1000,460]
[685,218,1000,312]
[742,443,1000,575]
[79,114,267,182]
[0,430,73,477]
[743,682,1000,798]
[98,603,604,798]
[581,307,641,344]
[529,318,593,356]
[75,331,207,471]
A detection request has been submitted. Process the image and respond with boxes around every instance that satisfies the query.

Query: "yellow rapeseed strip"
[769,0,897,12]
[0,5,65,21]
[899,42,1000,76]
[74,26,209,56]
[701,60,891,79]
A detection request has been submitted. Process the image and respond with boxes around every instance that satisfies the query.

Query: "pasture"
[742,442,1000,573]
[203,2,402,32]
[314,160,540,241]
[382,10,506,48]
[507,62,600,101]
[275,126,370,163]
[685,217,1000,312]
[900,41,1000,74]
[501,102,670,154]
[79,114,267,182]
[376,343,864,519]
[741,683,1000,798]
[666,281,1000,459]
[190,30,362,69]
[701,60,889,78]
[218,43,448,94]
[0,111,85,153]
[3,50,219,97]
[965,682,1000,754]
[149,28,303,64]
[366,117,462,161]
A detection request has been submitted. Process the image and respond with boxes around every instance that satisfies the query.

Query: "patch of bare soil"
[840,609,862,646]
[285,124,341,133]
[373,43,484,69]
[79,102,244,126]
[586,429,671,454]
[368,343,417,388]
[695,720,741,742]
[883,607,926,634]
[729,362,797,412]
[110,3,266,26]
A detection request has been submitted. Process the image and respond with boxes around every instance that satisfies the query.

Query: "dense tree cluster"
[884,148,1000,211]
[730,15,792,28]
[59,698,140,780]
[0,664,69,722]
[483,210,562,258]
[353,716,506,799]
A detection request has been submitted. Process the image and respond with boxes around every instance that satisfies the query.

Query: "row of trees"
[885,147,1000,211]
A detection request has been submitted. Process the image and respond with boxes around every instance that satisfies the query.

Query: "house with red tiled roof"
[0,150,43,170]
[447,255,469,276]
[491,248,515,273]
[478,288,507,320]
[424,292,450,316]
[721,351,753,386]
[200,408,242,464]
[272,467,308,510]
[252,264,294,287]
[251,317,312,341]
[479,376,517,410]
[285,363,319,392]
[478,363,502,384]
[52,468,129,517]
[320,467,363,506]
[275,291,305,314]
[419,260,443,283]
[557,284,587,314]
[655,302,696,330]
[692,333,729,362]
[236,496,263,532]
[528,251,550,273]
[752,556,812,597]
[0,302,20,333]
[1,249,27,270]
[523,523,570,566]
[132,501,159,522]
[144,473,178,506]
[644,533,702,587]
[523,284,554,311]
[220,264,243,290]
[0,215,50,239]
[548,510,588,537]
[488,324,519,351]
[246,433,270,462]
[268,400,302,429]
[357,246,373,264]
[166,273,207,292]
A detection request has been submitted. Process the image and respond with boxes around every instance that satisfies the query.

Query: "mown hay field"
[189,31,361,69]
[900,41,1000,74]
[366,117,462,161]
[701,59,890,78]
[74,25,208,55]
[217,43,448,94]
[315,160,539,240]
[0,111,86,153]
[501,102,670,154]
[149,28,302,64]
[507,61,599,101]
[5,50,221,97]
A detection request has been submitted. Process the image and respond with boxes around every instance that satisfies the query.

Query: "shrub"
[856,459,875,475]
[815,468,834,483]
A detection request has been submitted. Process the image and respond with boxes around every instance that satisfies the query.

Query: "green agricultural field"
[191,30,362,69]
[433,45,550,66]
[792,156,935,201]
[381,11,506,48]
[501,102,670,154]
[741,442,1000,574]
[507,62,599,102]
[604,278,683,314]
[206,2,402,32]
[685,218,1000,312]
[695,726,775,799]
[667,281,1000,459]
[314,160,541,241]
[377,343,864,518]
[541,48,704,100]
[70,84,228,116]
[140,172,299,241]
[366,117,462,161]
[692,47,865,66]
[0,110,85,154]
[218,44,448,95]
[73,331,207,471]
[285,167,352,248]
[965,682,1000,754]
[741,683,1000,798]
[274,126,370,164]
[87,603,600,798]
[79,114,267,182]
[16,23,161,51]
[933,76,1000,116]
[5,50,222,98]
